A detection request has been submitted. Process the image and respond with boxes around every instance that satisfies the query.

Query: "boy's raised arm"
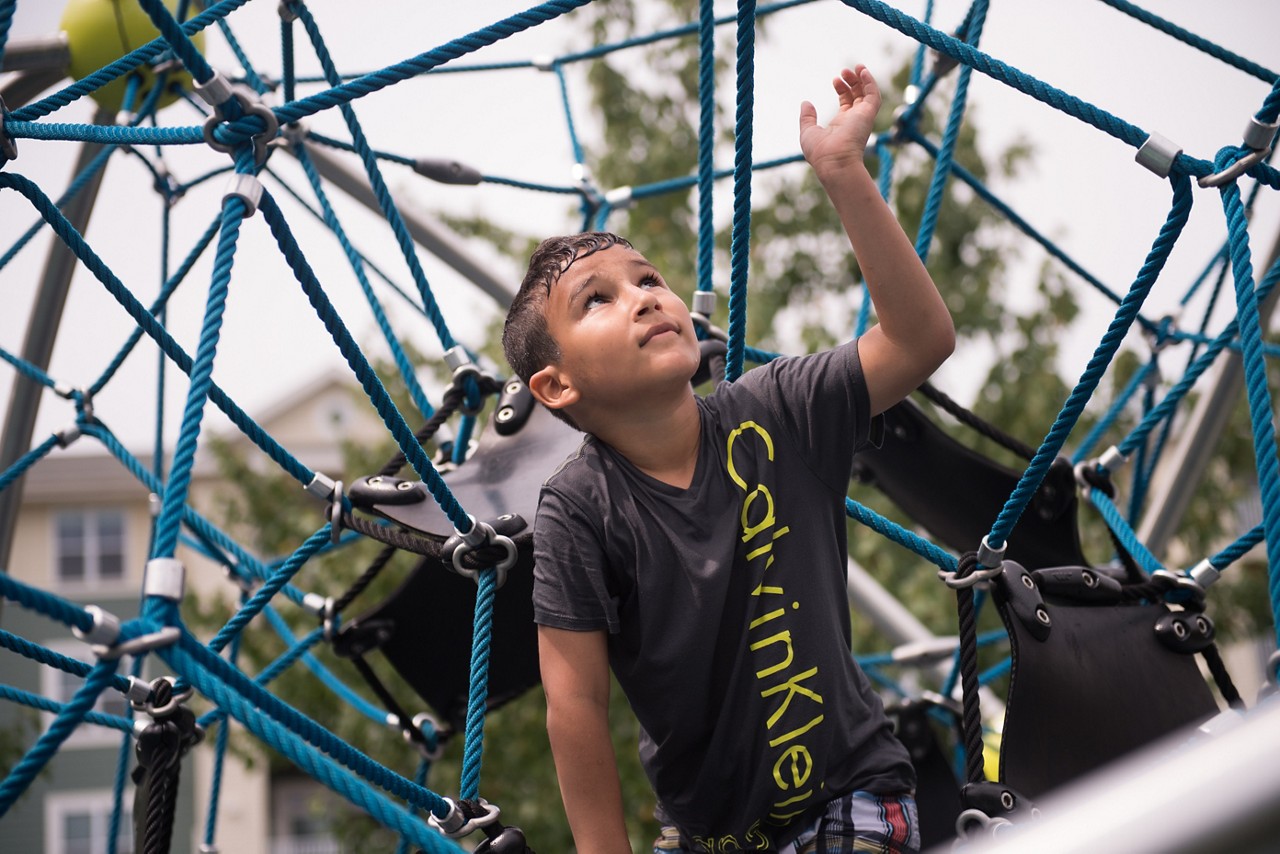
[800,65,955,416]
[538,625,633,854]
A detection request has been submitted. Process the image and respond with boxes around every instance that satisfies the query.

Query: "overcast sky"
[1,0,1277,456]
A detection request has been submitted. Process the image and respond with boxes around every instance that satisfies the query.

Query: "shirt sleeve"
[531,484,621,633]
[735,339,874,494]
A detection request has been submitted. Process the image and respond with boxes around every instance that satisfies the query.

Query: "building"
[0,370,394,854]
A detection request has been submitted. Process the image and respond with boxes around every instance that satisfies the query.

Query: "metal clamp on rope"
[429,797,501,840]
[143,558,186,602]
[444,346,488,416]
[1073,460,1116,501]
[54,423,81,448]
[1187,558,1221,590]
[223,173,264,217]
[278,0,300,22]
[1199,116,1278,188]
[305,471,338,501]
[604,185,634,211]
[327,480,345,545]
[199,75,280,167]
[94,626,181,661]
[1135,132,1183,178]
[0,94,19,164]
[125,675,154,705]
[402,710,445,761]
[976,535,1005,570]
[131,675,194,718]
[73,605,122,648]
[319,597,339,641]
[443,517,518,589]
[1151,568,1206,609]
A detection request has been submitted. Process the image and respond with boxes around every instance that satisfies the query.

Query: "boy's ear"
[528,364,580,413]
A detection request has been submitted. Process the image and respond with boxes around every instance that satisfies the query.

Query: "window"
[45,791,133,854]
[54,511,126,588]
[40,641,132,749]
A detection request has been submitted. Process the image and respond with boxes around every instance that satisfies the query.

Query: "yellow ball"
[60,0,205,115]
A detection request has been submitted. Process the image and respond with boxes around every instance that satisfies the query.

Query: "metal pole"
[0,110,114,576]
[287,142,516,306]
[1137,230,1280,559]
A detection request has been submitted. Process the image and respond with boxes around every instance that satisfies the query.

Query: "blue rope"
[0,572,96,636]
[291,143,435,419]
[459,570,499,800]
[1210,523,1265,572]
[0,144,116,274]
[257,190,472,532]
[107,657,143,854]
[205,527,331,654]
[913,0,988,262]
[1214,155,1280,646]
[273,0,593,128]
[725,0,757,382]
[0,0,13,73]
[1072,359,1158,463]
[293,4,459,353]
[0,684,131,735]
[696,0,716,297]
[0,172,318,489]
[11,0,250,123]
[838,0,1214,181]
[1097,0,1278,84]
[202,607,243,851]
[150,153,255,563]
[1116,256,1280,461]
[0,434,60,496]
[90,214,222,397]
[986,176,1192,552]
[845,498,958,572]
[159,637,463,852]
[0,629,133,695]
[0,660,120,818]
[1088,489,1163,575]
[260,606,388,725]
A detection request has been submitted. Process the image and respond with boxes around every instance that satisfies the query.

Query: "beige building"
[1,370,392,854]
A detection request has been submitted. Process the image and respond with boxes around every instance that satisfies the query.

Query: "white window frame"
[39,640,133,749]
[44,789,134,854]
[52,509,128,592]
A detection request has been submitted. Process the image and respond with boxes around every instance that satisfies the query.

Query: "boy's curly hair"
[502,232,633,428]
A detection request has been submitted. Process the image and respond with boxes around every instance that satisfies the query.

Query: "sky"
[1,0,1278,457]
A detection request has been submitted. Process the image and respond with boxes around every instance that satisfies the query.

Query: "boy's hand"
[799,65,880,181]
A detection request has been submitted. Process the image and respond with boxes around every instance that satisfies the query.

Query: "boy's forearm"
[818,160,949,344]
[547,697,632,853]
[818,158,955,410]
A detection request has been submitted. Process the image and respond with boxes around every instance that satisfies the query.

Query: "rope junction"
[0,0,1278,849]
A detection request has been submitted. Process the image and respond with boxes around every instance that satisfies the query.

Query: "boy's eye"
[639,274,661,289]
[584,292,606,308]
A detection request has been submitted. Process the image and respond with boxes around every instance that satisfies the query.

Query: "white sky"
[1,0,1278,456]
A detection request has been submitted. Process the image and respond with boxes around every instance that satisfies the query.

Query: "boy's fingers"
[799,100,818,130]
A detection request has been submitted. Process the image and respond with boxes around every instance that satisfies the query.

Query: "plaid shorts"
[652,790,920,854]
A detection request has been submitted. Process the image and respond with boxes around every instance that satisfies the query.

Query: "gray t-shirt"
[533,340,915,850]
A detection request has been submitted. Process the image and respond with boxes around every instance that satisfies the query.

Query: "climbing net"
[1,0,1278,851]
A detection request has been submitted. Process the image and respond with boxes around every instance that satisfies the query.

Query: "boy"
[502,66,954,853]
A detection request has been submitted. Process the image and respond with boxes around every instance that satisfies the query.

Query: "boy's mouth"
[640,322,679,346]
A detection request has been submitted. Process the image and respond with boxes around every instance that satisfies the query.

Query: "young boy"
[502,66,954,853]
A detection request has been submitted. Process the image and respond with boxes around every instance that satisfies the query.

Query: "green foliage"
[190,3,1273,851]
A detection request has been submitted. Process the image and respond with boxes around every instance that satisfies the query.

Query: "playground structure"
[0,1,1278,852]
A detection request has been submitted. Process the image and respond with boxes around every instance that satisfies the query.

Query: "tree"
[194,2,1273,852]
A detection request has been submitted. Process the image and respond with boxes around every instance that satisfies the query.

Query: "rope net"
[0,0,1277,849]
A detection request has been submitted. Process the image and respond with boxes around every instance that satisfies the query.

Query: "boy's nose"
[631,285,661,316]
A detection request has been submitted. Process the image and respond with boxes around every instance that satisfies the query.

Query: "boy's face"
[530,245,701,421]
